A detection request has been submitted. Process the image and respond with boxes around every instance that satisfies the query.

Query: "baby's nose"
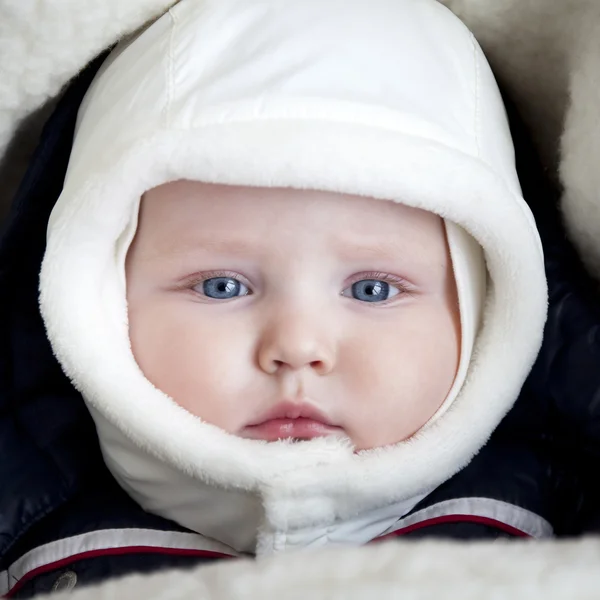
[256,317,335,375]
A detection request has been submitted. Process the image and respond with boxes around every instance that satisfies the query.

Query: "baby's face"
[126,181,460,450]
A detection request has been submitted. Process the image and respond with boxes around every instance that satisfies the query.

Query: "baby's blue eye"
[345,279,400,303]
[200,277,249,300]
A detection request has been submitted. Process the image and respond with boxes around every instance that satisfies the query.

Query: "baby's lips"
[240,417,344,442]
[244,400,337,428]
[240,400,343,441]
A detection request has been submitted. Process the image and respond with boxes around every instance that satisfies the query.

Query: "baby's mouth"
[239,401,343,442]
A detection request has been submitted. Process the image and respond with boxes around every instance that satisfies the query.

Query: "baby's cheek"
[342,308,459,449]
[398,310,460,431]
[127,300,255,430]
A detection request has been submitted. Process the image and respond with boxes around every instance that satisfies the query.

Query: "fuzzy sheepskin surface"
[0,0,176,221]
[43,537,600,600]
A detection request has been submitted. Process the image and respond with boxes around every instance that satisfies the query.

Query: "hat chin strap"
[424,220,487,427]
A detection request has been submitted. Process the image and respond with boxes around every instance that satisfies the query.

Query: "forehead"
[137,180,446,257]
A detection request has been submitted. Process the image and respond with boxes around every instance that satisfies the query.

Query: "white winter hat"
[40,0,547,551]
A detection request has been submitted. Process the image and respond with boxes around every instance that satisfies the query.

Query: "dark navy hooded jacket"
[2,55,600,598]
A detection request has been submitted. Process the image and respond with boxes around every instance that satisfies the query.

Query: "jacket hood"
[39,0,547,554]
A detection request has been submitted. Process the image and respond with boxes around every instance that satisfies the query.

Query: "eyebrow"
[331,238,413,260]
[145,237,262,261]
[331,234,442,269]
[149,233,439,272]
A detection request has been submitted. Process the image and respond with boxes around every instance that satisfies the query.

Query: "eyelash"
[179,270,250,291]
[178,270,414,301]
[349,271,413,295]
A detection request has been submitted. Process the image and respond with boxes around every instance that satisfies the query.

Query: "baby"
[38,0,547,557]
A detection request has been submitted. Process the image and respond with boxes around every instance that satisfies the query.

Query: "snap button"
[52,571,78,592]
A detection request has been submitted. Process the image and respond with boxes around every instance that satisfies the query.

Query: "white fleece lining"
[40,117,547,538]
